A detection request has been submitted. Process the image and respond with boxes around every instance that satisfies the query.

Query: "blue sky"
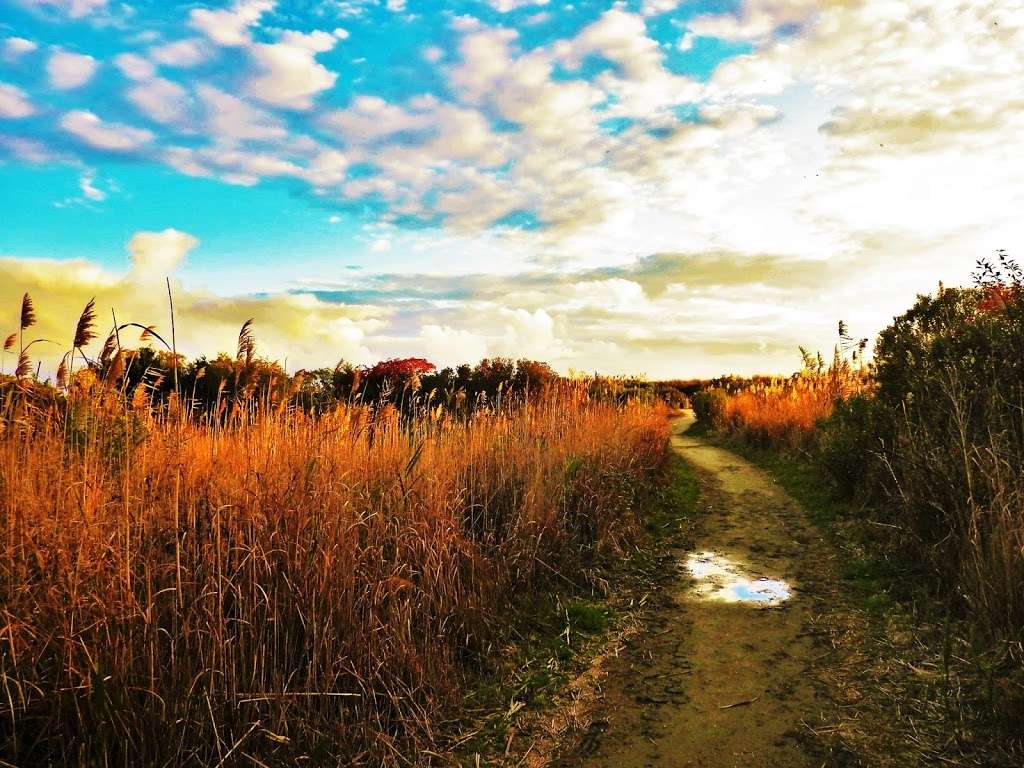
[0,0,1019,376]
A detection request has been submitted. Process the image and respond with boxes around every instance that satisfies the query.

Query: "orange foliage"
[707,355,870,450]
[0,382,668,765]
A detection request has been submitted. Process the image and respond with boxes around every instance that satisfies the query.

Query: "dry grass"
[0,379,669,766]
[698,354,869,452]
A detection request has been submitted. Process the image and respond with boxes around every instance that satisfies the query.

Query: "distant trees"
[1,290,682,419]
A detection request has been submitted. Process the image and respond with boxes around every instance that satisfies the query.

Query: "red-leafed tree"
[359,357,436,404]
[363,357,436,380]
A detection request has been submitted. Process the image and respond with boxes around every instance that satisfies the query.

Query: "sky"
[0,0,1021,378]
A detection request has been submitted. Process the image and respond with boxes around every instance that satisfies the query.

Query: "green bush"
[691,388,727,424]
[831,278,1024,637]
[815,393,887,499]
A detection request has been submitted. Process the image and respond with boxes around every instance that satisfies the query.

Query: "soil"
[553,413,844,768]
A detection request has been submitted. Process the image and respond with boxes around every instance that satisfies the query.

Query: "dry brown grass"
[0,380,668,766]
[700,355,869,452]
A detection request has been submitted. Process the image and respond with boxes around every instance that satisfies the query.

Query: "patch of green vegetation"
[706,433,901,615]
[450,446,700,764]
[565,601,611,634]
[644,450,700,535]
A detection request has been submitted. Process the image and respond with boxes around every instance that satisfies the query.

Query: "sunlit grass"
[0,372,669,765]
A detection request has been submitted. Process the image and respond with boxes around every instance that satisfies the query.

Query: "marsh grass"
[0,328,669,766]
[692,349,869,452]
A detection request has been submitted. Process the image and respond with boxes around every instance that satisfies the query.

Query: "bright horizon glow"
[0,0,1021,378]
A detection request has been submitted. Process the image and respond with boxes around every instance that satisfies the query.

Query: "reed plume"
[19,292,35,331]
[73,298,97,351]
[236,317,255,365]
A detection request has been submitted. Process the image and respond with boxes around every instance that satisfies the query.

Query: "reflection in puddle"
[685,552,791,605]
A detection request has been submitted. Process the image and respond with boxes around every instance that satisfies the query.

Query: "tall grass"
[0,365,668,765]
[692,348,869,452]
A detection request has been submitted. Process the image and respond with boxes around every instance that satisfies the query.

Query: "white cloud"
[127,78,189,125]
[115,53,156,81]
[418,324,488,366]
[688,0,820,41]
[189,0,275,47]
[245,30,338,110]
[487,0,548,12]
[196,85,287,142]
[0,83,35,119]
[559,9,701,116]
[78,170,105,201]
[4,37,38,61]
[641,0,678,16]
[0,136,56,163]
[322,95,434,141]
[60,110,154,151]
[149,38,209,68]
[19,0,106,19]
[128,229,198,277]
[370,237,391,252]
[47,51,98,90]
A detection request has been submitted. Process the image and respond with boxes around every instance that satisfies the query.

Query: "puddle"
[685,551,791,605]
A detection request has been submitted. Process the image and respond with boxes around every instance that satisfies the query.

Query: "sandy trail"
[558,414,839,768]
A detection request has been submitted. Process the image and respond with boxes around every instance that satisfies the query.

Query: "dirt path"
[556,414,841,768]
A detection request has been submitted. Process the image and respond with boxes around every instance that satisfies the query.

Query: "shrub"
[692,388,728,423]
[816,393,888,499]
[864,277,1024,636]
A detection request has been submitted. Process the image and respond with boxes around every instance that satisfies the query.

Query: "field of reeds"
[691,338,870,452]
[0,295,670,766]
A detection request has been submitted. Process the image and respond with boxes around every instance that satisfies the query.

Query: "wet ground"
[556,414,840,768]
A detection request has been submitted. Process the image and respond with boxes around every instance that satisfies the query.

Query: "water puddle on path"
[685,551,791,606]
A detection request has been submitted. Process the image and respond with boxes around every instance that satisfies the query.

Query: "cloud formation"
[47,51,98,90]
[0,83,35,118]
[0,231,386,374]
[0,0,1020,376]
[60,110,154,151]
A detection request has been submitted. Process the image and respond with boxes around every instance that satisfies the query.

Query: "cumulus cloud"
[688,0,827,41]
[60,110,154,151]
[47,51,98,90]
[189,0,274,47]
[0,232,387,373]
[126,78,189,125]
[127,228,198,277]
[4,37,38,61]
[195,85,286,142]
[487,0,548,12]
[245,30,338,110]
[115,53,156,81]
[18,0,106,19]
[0,84,35,119]
[417,324,489,367]
[641,0,678,16]
[149,38,209,68]
[558,9,701,116]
